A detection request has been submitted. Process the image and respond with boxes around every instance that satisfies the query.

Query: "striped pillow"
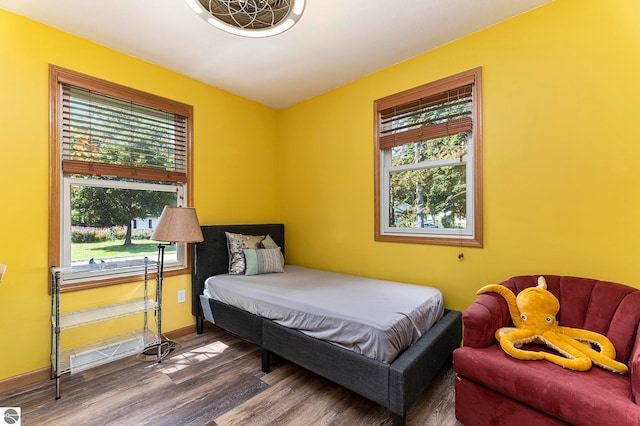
[243,248,285,275]
[260,234,285,267]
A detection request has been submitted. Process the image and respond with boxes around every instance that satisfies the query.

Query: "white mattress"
[204,265,444,363]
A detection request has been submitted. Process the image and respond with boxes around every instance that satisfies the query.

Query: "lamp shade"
[151,206,204,243]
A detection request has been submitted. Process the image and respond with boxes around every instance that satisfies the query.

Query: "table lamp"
[147,206,204,360]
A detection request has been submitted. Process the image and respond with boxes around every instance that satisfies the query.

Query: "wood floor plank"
[0,327,459,426]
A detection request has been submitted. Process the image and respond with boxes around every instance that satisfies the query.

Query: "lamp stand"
[147,205,204,360]
[142,242,176,361]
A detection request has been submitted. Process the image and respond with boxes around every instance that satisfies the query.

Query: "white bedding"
[204,265,444,363]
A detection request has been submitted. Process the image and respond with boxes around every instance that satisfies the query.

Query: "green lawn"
[72,240,176,262]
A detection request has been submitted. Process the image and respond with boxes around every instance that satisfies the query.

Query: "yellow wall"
[278,0,640,310]
[0,9,278,379]
[2,0,640,382]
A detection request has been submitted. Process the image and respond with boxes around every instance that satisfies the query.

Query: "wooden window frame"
[374,67,483,247]
[49,65,195,291]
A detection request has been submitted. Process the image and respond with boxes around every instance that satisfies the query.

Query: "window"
[374,67,482,247]
[49,65,194,290]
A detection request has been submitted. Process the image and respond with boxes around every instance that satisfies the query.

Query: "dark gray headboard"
[191,224,285,318]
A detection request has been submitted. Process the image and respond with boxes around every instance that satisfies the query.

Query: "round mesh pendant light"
[186,0,306,37]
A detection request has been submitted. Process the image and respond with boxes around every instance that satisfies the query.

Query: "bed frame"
[191,224,462,426]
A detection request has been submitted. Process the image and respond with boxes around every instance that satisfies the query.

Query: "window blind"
[378,84,473,151]
[61,84,188,183]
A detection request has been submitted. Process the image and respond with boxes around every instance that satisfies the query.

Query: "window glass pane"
[391,133,468,166]
[70,183,177,266]
[389,164,467,229]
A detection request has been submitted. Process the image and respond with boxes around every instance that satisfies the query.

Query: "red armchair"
[453,275,640,425]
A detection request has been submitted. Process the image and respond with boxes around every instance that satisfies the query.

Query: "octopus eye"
[521,314,527,321]
[546,316,552,323]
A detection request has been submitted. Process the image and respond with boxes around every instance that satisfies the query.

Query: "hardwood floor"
[0,327,460,425]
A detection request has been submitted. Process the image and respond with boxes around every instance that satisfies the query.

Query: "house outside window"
[49,65,194,290]
[374,67,483,247]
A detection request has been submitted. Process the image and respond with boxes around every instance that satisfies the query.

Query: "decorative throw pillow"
[260,234,279,249]
[243,248,285,276]
[225,232,265,275]
[261,234,285,267]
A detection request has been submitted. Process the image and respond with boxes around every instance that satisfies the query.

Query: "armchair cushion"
[454,345,638,425]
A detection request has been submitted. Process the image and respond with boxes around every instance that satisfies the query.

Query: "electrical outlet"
[177,289,186,303]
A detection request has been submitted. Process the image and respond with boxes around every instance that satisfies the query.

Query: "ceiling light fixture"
[185,0,306,38]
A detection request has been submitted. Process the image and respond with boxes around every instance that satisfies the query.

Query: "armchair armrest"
[462,292,512,348]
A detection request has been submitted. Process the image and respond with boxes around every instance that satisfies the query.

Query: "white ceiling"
[0,0,553,109]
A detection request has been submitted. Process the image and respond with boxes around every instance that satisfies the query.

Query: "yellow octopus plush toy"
[477,276,628,374]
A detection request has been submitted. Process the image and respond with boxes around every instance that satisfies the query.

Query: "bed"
[191,224,462,426]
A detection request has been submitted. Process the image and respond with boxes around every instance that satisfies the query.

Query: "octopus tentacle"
[540,331,593,371]
[477,284,522,328]
[558,326,617,358]
[558,326,616,358]
[498,329,546,360]
[558,326,628,374]
[495,326,518,342]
